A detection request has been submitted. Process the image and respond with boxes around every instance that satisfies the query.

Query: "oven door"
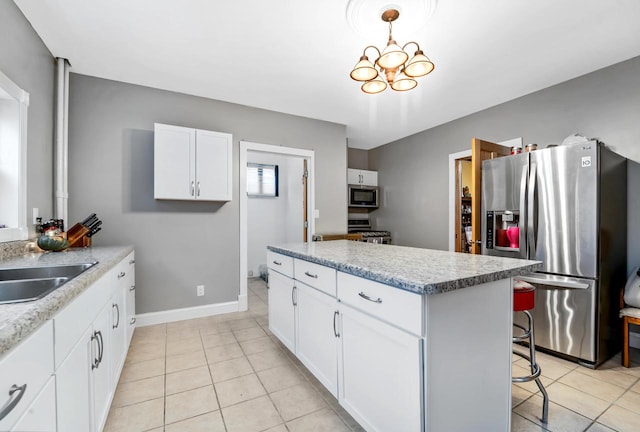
[348,185,379,208]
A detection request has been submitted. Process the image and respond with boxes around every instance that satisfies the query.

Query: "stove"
[347,219,392,244]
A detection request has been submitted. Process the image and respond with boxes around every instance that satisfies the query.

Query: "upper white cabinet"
[347,168,377,186]
[154,123,232,201]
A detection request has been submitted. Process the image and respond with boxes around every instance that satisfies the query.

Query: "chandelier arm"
[402,41,421,52]
[362,45,382,63]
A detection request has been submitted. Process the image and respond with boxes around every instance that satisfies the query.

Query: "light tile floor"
[105,278,640,432]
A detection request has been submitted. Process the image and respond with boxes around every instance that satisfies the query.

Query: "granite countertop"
[0,245,134,359]
[268,240,541,295]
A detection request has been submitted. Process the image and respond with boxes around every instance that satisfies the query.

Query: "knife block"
[66,223,92,248]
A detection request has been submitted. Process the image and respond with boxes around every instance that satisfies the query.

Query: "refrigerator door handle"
[516,274,590,290]
[527,163,537,258]
[519,163,528,252]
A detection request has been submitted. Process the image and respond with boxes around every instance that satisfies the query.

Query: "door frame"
[448,150,471,251]
[239,141,315,311]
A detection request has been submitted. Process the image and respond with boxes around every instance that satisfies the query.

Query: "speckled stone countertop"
[0,245,134,359]
[268,241,541,295]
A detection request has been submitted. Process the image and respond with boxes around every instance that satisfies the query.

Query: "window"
[247,163,279,197]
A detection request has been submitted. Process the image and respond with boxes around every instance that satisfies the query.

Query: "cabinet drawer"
[337,272,422,335]
[267,251,294,278]
[0,321,53,430]
[294,259,337,296]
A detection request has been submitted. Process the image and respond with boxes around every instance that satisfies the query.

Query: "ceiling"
[14,0,640,149]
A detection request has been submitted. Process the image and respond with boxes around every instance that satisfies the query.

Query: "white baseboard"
[136,300,240,327]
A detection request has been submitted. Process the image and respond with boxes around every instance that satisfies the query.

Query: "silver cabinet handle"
[197,181,201,197]
[358,292,382,303]
[96,330,104,367]
[304,271,318,279]
[291,286,297,306]
[130,317,137,325]
[129,259,135,265]
[129,284,136,292]
[272,260,282,266]
[113,303,120,329]
[190,181,195,196]
[118,271,126,279]
[91,332,100,370]
[333,311,340,338]
[0,384,27,421]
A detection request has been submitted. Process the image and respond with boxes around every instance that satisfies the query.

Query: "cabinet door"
[154,123,196,200]
[125,254,136,346]
[360,170,378,186]
[338,304,423,432]
[11,377,56,432]
[268,270,296,352]
[296,282,338,396]
[110,285,127,387]
[195,129,232,201]
[92,302,113,432]
[347,169,361,185]
[56,327,92,432]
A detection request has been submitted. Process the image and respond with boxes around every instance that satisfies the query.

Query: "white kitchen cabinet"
[347,168,378,186]
[267,269,296,352]
[92,302,113,432]
[0,321,53,431]
[338,303,423,432]
[124,253,136,346]
[111,254,133,387]
[10,377,56,432]
[56,326,92,432]
[154,123,232,201]
[295,281,338,397]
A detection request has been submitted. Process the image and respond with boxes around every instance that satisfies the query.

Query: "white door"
[347,169,361,185]
[92,303,112,432]
[268,270,296,352]
[56,327,93,432]
[195,130,232,201]
[360,170,378,186]
[154,123,195,200]
[10,377,56,432]
[110,285,127,387]
[338,304,423,432]
[296,282,339,396]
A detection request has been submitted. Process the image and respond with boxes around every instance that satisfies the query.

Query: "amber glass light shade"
[361,75,387,94]
[350,55,378,82]
[390,72,417,91]
[404,50,435,78]
[377,40,408,70]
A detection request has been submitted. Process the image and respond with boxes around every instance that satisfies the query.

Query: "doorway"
[239,141,315,311]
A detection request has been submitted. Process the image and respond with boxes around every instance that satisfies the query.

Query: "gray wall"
[68,74,347,314]
[348,147,369,170]
[370,56,640,272]
[0,1,55,234]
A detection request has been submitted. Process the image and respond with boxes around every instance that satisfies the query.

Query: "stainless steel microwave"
[348,185,379,208]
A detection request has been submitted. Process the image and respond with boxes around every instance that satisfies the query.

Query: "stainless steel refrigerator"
[481,141,627,367]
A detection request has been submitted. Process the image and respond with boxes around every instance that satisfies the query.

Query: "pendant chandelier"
[349,8,434,94]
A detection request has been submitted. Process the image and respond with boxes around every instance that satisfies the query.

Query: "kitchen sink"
[0,277,71,304]
[0,261,98,304]
[0,261,98,282]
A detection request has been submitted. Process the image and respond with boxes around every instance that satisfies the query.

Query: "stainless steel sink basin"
[0,277,70,304]
[0,261,98,282]
[0,261,98,304]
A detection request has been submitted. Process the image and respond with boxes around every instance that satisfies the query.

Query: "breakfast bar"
[267,240,541,432]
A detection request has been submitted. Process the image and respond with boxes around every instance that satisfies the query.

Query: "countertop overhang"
[0,245,134,358]
[268,241,541,295]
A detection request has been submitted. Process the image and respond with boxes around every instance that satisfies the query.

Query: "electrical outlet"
[197,285,205,296]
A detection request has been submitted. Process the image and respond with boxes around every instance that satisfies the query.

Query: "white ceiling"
[14,0,640,149]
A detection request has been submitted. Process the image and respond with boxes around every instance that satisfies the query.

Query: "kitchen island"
[267,240,541,432]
